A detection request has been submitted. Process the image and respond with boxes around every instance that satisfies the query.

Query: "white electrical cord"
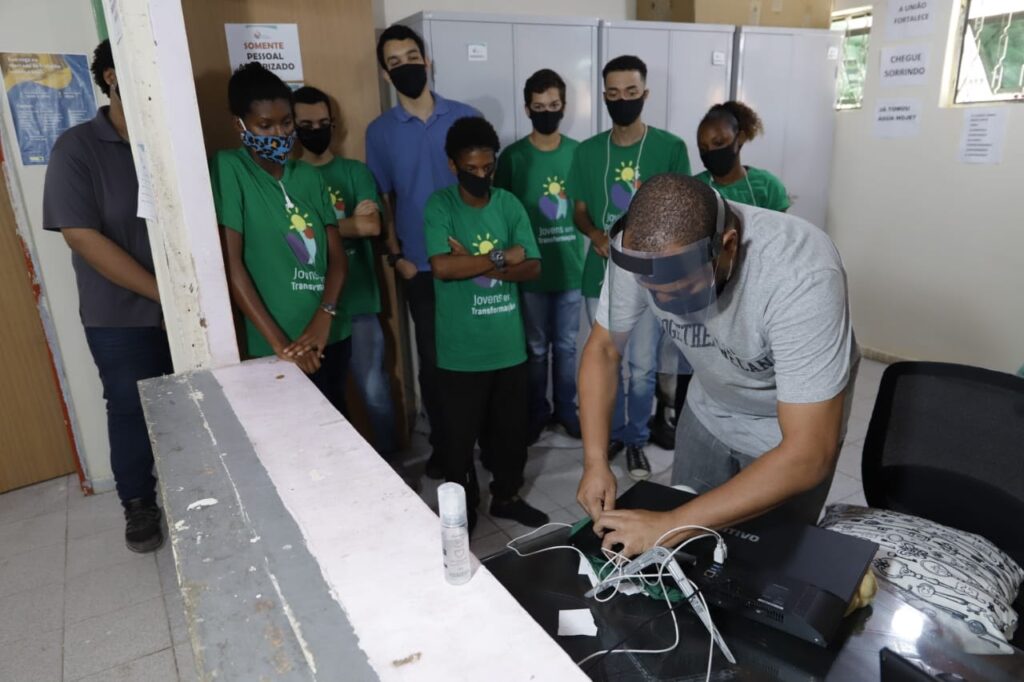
[506,522,730,682]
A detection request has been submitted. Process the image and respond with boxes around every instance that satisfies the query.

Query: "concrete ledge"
[141,358,585,680]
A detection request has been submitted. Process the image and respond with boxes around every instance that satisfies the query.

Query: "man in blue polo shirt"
[366,24,478,478]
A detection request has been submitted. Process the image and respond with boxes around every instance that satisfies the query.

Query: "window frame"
[953,0,1024,105]
[832,7,874,111]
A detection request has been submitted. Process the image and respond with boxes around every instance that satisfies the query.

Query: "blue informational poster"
[1,53,97,165]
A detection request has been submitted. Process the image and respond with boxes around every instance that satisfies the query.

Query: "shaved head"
[623,174,721,253]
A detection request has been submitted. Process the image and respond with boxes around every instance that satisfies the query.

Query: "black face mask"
[457,169,492,199]
[605,96,645,127]
[700,144,739,178]
[297,126,332,155]
[389,63,428,99]
[529,109,563,135]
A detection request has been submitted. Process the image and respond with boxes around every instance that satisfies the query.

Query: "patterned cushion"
[820,504,1023,653]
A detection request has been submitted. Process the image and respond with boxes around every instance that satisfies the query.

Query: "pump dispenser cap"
[437,482,467,527]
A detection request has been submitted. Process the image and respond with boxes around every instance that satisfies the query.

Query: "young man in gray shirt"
[576,174,858,556]
[43,40,171,553]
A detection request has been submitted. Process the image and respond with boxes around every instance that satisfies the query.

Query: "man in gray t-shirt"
[576,174,858,556]
[42,40,171,554]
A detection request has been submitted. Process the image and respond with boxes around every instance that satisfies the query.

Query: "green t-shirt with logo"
[311,156,382,317]
[210,147,350,358]
[566,126,691,298]
[424,185,541,372]
[493,135,581,293]
[695,166,789,212]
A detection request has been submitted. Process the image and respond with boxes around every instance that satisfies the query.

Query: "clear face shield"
[603,191,727,368]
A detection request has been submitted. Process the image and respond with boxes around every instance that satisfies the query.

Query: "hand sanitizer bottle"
[438,482,472,585]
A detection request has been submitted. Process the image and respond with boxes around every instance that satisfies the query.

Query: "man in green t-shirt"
[494,69,582,445]
[567,55,692,482]
[425,116,549,534]
[210,63,350,412]
[293,86,398,457]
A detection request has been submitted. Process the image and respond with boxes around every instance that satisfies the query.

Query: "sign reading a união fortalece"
[886,1,936,40]
[874,98,922,138]
[880,45,930,87]
[225,23,303,84]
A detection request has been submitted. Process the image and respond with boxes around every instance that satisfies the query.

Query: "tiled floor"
[0,359,886,681]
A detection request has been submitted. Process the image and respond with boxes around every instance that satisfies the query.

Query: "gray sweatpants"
[671,406,835,525]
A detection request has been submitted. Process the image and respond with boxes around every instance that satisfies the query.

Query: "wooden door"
[180,0,416,445]
[0,145,78,493]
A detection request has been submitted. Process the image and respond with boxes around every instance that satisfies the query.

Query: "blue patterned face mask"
[239,119,295,164]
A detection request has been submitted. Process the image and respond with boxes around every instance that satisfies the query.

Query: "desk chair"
[861,361,1024,645]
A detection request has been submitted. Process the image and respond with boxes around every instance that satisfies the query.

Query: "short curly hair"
[90,40,115,97]
[444,116,500,162]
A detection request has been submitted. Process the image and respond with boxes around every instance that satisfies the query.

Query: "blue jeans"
[84,327,174,506]
[350,314,398,455]
[521,290,583,430]
[585,298,659,446]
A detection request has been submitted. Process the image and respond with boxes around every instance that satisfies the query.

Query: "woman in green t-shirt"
[210,63,350,412]
[694,101,790,213]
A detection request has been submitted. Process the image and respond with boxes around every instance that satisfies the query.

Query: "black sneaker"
[424,451,444,479]
[124,499,163,553]
[626,445,651,481]
[490,496,549,528]
[608,440,626,462]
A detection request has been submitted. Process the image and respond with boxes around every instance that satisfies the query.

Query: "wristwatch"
[319,302,337,317]
[386,252,404,267]
[489,248,506,272]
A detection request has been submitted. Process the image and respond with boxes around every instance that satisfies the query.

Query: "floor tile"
[72,647,178,682]
[162,587,189,646]
[63,596,171,680]
[0,627,63,682]
[65,555,162,625]
[836,438,865,480]
[67,492,124,541]
[0,510,67,560]
[174,642,198,682]
[837,490,868,508]
[0,476,69,526]
[825,472,863,507]
[470,529,512,560]
[66,526,150,579]
[0,542,66,600]
[0,582,64,646]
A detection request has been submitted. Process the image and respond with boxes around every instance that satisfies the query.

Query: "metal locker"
[733,26,842,229]
[599,21,735,173]
[397,12,599,149]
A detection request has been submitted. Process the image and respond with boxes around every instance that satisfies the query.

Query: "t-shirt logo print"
[328,185,346,220]
[284,206,317,265]
[539,175,569,220]
[611,161,641,212]
[472,232,500,289]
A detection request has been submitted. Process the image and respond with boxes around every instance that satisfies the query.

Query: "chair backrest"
[862,361,1024,567]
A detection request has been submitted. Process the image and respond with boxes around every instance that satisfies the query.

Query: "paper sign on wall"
[225,24,303,84]
[886,1,936,40]
[467,44,488,62]
[134,143,157,221]
[880,45,930,87]
[958,108,1008,164]
[874,98,922,138]
[0,53,97,166]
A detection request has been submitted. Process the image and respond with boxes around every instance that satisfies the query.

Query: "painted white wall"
[375,0,633,26]
[828,1,1024,371]
[0,2,113,490]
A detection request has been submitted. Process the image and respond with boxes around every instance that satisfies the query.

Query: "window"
[955,0,1024,103]
[832,8,873,110]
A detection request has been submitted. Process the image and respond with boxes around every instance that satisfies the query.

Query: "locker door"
[780,31,841,229]
[600,26,671,131]
[512,23,597,142]
[427,20,516,146]
[733,30,793,185]
[666,27,735,173]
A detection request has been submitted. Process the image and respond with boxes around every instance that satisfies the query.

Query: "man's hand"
[504,245,526,266]
[590,230,610,259]
[354,199,378,216]
[593,509,675,557]
[396,258,418,280]
[447,236,470,255]
[577,463,617,521]
[283,310,332,363]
